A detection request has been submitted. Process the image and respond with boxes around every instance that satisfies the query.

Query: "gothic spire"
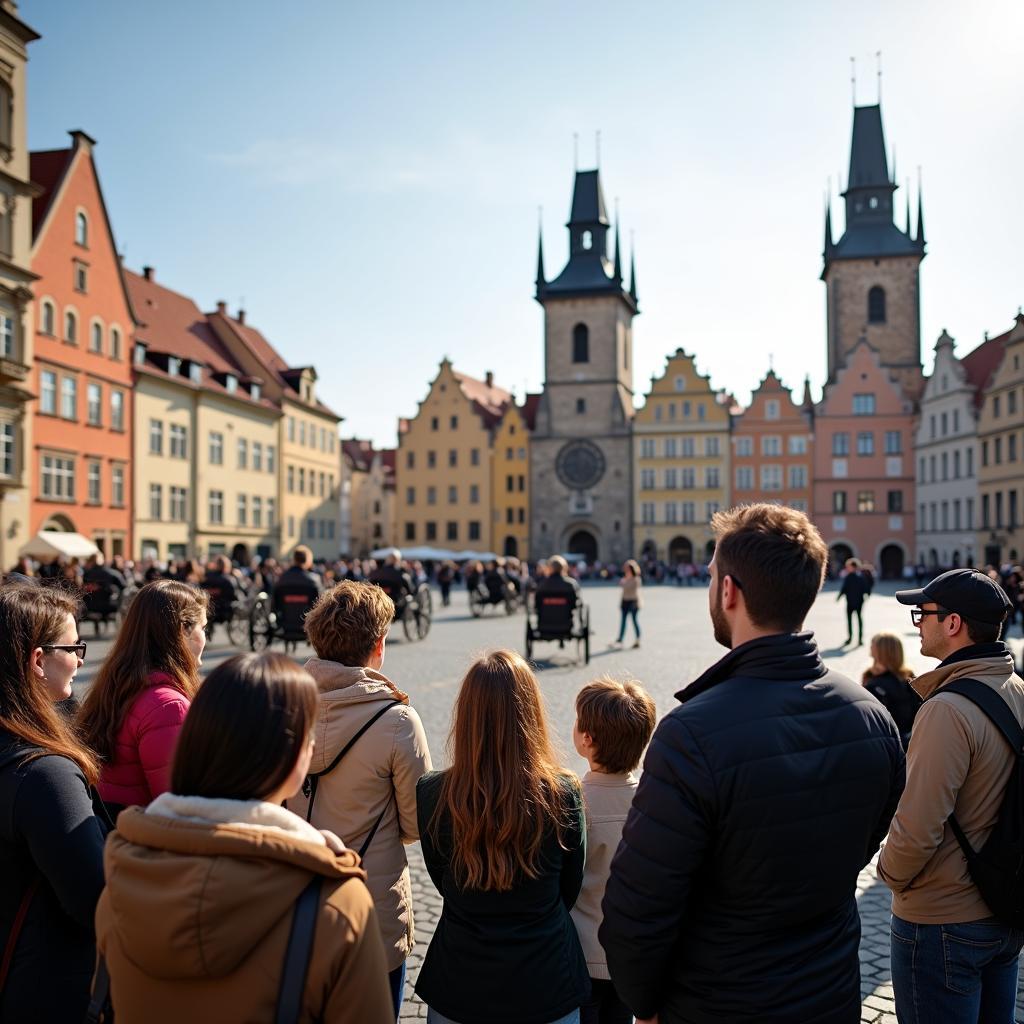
[916,184,926,248]
[824,198,834,257]
[629,243,638,305]
[535,221,546,295]
[612,215,623,284]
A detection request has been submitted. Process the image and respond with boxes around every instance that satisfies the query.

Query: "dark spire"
[629,241,638,305]
[847,105,890,189]
[824,198,834,257]
[916,183,926,248]
[612,215,622,284]
[905,180,911,234]
[802,374,813,409]
[535,219,546,295]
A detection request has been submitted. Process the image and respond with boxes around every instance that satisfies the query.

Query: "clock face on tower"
[555,440,606,490]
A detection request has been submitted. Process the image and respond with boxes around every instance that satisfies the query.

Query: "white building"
[914,330,1004,570]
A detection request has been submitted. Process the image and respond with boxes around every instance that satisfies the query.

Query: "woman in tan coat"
[287,580,432,1018]
[94,652,393,1024]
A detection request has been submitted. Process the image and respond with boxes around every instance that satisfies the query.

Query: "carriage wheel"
[402,603,417,642]
[415,605,431,640]
[250,598,272,652]
[418,586,433,617]
[469,591,483,618]
[228,608,249,648]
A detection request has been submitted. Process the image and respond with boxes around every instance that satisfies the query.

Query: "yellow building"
[0,6,38,568]
[634,349,732,566]
[397,358,510,553]
[490,395,538,558]
[341,439,396,556]
[128,269,279,562]
[209,306,341,560]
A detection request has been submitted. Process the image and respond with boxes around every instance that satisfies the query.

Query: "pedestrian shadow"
[820,645,852,658]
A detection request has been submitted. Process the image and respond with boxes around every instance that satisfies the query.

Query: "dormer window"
[75,211,88,247]
[225,373,238,394]
[134,342,147,365]
[167,356,181,376]
[189,362,202,384]
[251,382,261,401]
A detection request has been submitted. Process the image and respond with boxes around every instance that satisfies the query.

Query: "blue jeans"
[617,602,640,642]
[388,961,406,1019]
[427,1010,580,1024]
[890,914,1024,1023]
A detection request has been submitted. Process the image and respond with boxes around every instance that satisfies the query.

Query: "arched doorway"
[41,513,76,532]
[503,536,518,557]
[231,543,250,566]
[668,535,693,564]
[567,529,598,563]
[640,539,657,561]
[829,542,854,578]
[879,544,905,580]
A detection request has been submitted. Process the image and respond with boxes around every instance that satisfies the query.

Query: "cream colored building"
[491,396,538,558]
[397,359,510,553]
[128,269,279,562]
[208,307,341,560]
[0,4,38,568]
[342,439,396,556]
[634,349,732,566]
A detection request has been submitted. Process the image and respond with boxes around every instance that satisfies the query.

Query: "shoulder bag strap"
[302,701,399,824]
[83,956,111,1024]
[358,792,394,860]
[274,877,322,1024]
[0,874,39,993]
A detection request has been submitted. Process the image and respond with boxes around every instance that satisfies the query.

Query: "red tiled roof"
[341,438,375,472]
[380,449,396,472]
[30,148,73,237]
[521,392,541,431]
[961,330,1010,404]
[454,370,512,429]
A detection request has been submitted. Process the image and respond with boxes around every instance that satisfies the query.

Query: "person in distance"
[861,631,922,750]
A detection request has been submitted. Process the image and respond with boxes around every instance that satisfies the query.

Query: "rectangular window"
[788,435,808,455]
[966,497,974,530]
[237,438,248,469]
[468,521,481,540]
[640,438,655,458]
[761,435,781,456]
[61,376,77,420]
[427,450,436,469]
[856,432,874,456]
[681,438,695,457]
[149,418,163,455]
[765,399,780,420]
[853,393,876,415]
[735,466,753,490]
[1010,491,1019,529]
[681,502,695,524]
[887,490,903,513]
[705,467,720,488]
[298,467,305,494]
[884,431,902,455]
[406,486,416,505]
[209,432,223,465]
[306,517,316,539]
[446,521,458,541]
[169,424,187,459]
[287,465,295,493]
[87,382,102,425]
[405,522,415,541]
[111,465,125,507]
[665,502,678,524]
[448,449,457,468]
[41,455,75,500]
[760,465,782,491]
[41,371,57,415]
[448,485,457,503]
[149,483,162,520]
[640,468,655,490]
[266,498,275,527]
[427,486,436,505]
[664,467,678,490]
[681,467,695,489]
[995,437,1003,464]
[735,437,753,456]
[982,441,989,467]
[425,521,437,541]
[832,432,849,456]
[252,495,263,528]
[832,490,847,513]
[86,460,100,503]
[299,421,306,445]
[1010,435,1018,463]
[209,489,224,524]
[664,438,678,458]
[857,490,875,513]
[705,436,720,456]
[267,446,276,473]
[469,484,479,504]
[641,502,655,524]
[788,465,807,488]
[471,448,480,466]
[110,391,124,431]
[237,494,247,527]
[170,486,187,521]
[252,442,263,471]
[966,447,973,477]
[0,424,11,478]
[0,312,14,358]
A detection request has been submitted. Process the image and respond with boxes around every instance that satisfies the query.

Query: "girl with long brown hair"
[415,649,588,1024]
[77,579,209,813]
[0,582,109,1023]
[862,631,922,748]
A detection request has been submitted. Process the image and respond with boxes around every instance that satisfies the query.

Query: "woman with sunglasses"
[0,581,109,1023]
[77,579,209,816]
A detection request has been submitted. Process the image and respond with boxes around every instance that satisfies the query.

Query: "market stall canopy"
[19,531,100,560]
[369,546,457,561]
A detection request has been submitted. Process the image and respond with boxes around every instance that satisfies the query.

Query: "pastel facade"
[975,313,1024,566]
[812,340,915,578]
[491,395,537,558]
[633,350,730,565]
[0,4,37,568]
[732,370,813,514]
[30,132,134,556]
[342,439,396,556]
[397,359,509,553]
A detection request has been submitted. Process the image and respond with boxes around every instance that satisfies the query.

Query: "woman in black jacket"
[416,649,588,1024]
[0,582,109,1022]
[862,631,922,748]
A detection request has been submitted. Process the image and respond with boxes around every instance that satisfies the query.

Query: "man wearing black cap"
[879,568,1024,1022]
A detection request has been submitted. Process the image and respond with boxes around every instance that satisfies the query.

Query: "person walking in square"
[880,569,1024,1023]
[600,504,905,1024]
[838,556,871,646]
[611,560,643,648]
[570,677,656,1024]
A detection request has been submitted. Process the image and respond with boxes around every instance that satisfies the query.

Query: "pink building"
[812,339,916,578]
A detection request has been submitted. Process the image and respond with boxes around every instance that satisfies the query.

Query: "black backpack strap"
[358,792,394,860]
[83,956,111,1024]
[274,877,322,1024]
[301,701,400,824]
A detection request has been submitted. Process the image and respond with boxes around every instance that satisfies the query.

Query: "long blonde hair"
[434,649,577,892]
[864,631,914,684]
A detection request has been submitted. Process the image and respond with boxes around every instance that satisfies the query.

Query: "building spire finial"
[850,56,857,106]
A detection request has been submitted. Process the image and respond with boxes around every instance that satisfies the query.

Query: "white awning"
[19,530,101,560]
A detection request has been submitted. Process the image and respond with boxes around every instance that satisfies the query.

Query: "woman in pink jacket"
[77,580,209,815]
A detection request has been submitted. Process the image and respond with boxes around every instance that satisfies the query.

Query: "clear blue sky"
[26,0,1024,446]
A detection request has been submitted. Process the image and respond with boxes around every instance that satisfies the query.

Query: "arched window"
[41,300,55,335]
[75,211,88,247]
[572,323,589,363]
[582,230,592,250]
[90,320,103,353]
[64,310,77,343]
[868,285,886,324]
[110,326,121,359]
[0,80,11,150]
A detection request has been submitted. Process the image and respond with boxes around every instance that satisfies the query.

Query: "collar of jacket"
[303,658,410,704]
[675,631,826,704]
[912,643,1014,699]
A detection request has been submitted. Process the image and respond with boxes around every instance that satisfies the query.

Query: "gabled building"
[812,339,915,577]
[0,3,39,569]
[341,438,396,557]
[491,393,539,558]
[913,328,1004,570]
[396,358,511,553]
[975,312,1024,567]
[208,305,342,560]
[634,349,730,567]
[126,267,280,562]
[732,370,814,514]
[30,131,135,557]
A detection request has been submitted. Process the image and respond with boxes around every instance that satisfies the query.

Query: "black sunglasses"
[41,642,87,659]
[910,608,950,626]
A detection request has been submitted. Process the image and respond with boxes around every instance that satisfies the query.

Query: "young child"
[570,676,657,1024]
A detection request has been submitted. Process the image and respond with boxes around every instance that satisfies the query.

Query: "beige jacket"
[96,796,393,1024]
[569,770,638,980]
[878,647,1024,923]
[285,660,431,970]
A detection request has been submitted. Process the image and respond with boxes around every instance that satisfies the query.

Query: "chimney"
[237,309,246,325]
[216,300,227,315]
[142,266,154,281]
[485,370,494,388]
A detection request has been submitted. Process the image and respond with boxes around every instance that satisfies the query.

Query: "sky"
[26,0,1024,447]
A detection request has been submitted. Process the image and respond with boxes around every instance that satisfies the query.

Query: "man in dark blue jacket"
[600,503,905,1024]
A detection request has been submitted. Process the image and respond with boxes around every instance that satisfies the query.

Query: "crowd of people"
[1,501,1023,1023]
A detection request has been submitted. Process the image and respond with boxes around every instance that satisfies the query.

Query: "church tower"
[529,168,638,563]
[823,103,925,397]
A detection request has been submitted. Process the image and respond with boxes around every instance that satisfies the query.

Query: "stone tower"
[529,168,638,563]
[823,103,926,397]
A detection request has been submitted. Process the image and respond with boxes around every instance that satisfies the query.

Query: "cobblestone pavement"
[73,581,1024,1021]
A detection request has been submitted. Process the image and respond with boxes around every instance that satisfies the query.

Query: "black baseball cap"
[896,568,1012,624]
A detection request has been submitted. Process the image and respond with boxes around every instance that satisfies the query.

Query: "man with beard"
[600,503,905,1024]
